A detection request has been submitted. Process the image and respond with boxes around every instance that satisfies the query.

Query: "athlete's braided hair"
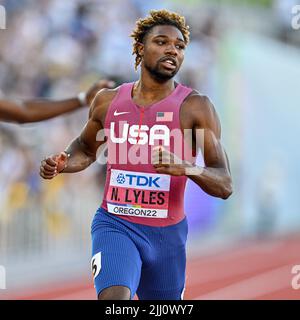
[130,9,190,70]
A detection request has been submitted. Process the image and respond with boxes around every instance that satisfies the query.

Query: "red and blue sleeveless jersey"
[101,82,193,227]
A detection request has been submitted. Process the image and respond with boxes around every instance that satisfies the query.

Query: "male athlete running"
[0,80,114,123]
[40,10,232,300]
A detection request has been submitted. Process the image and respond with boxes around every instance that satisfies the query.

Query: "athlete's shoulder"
[181,89,221,132]
[89,85,122,119]
[182,89,216,116]
[91,86,120,108]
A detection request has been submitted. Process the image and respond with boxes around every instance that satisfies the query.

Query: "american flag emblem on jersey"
[156,111,173,122]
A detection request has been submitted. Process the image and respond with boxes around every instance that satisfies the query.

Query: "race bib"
[106,169,170,218]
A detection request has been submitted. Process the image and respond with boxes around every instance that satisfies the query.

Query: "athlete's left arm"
[154,94,233,200]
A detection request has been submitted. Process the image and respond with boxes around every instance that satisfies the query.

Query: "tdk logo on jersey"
[116,173,160,188]
[116,173,126,184]
[110,122,170,146]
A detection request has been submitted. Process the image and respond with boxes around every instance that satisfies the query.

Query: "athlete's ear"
[136,42,144,57]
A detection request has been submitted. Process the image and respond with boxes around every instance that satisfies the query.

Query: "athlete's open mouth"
[159,57,177,70]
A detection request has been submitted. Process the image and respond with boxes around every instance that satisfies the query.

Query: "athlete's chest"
[106,100,193,132]
[105,101,194,151]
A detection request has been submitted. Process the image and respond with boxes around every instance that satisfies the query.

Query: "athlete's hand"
[152,146,199,176]
[40,152,68,180]
[86,79,116,106]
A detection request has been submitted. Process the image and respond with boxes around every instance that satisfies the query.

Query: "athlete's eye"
[155,40,165,45]
[176,44,185,50]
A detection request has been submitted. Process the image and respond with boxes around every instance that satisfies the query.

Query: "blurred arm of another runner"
[40,87,116,179]
[0,79,115,123]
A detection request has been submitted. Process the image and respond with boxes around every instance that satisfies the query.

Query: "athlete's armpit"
[78,117,104,159]
[81,88,119,156]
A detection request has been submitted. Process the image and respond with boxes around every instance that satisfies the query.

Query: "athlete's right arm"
[40,89,114,179]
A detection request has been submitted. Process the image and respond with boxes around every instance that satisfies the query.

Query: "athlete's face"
[140,25,186,81]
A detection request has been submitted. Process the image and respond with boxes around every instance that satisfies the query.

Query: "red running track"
[4,236,300,300]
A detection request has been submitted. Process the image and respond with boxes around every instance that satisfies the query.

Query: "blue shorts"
[91,207,188,300]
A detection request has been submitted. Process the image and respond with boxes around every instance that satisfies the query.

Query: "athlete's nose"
[164,43,178,56]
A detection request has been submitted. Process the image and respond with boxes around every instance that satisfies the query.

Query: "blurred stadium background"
[0,0,300,299]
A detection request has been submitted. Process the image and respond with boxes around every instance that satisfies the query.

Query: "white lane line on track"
[188,240,288,267]
[52,288,96,300]
[193,264,295,300]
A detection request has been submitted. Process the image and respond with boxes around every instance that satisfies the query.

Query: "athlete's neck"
[133,70,175,106]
